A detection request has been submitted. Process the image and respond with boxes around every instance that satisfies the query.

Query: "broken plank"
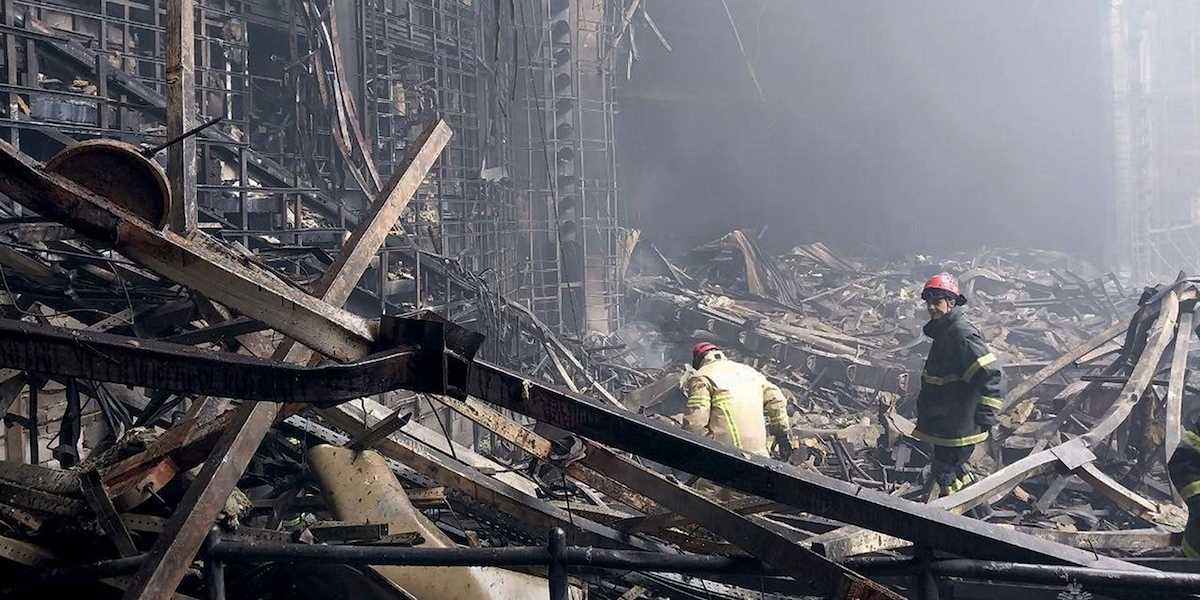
[80,470,137,558]
[121,401,277,600]
[1085,289,1183,445]
[1000,314,1132,412]
[1076,463,1185,529]
[1166,308,1195,463]
[433,394,659,514]
[317,400,664,552]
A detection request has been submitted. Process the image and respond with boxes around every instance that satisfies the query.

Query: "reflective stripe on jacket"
[1169,418,1200,559]
[1170,419,1200,504]
[683,357,789,456]
[915,307,1003,447]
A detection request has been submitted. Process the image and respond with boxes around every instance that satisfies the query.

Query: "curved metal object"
[45,139,172,228]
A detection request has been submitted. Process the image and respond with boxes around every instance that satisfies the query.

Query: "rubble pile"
[0,136,1191,600]
[615,230,1191,545]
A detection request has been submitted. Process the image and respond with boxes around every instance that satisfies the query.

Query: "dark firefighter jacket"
[1168,417,1200,558]
[915,306,1003,447]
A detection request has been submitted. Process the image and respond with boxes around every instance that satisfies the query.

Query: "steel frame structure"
[1111,0,1200,279]
[513,0,621,335]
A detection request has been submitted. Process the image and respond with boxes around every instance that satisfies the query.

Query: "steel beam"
[0,318,435,405]
[464,359,1143,571]
[80,470,138,558]
[315,404,662,551]
[579,442,900,599]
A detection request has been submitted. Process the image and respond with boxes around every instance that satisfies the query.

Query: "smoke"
[619,0,1113,261]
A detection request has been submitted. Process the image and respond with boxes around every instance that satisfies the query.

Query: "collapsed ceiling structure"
[0,1,1195,600]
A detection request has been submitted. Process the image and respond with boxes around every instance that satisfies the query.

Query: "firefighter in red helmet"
[916,273,1003,508]
[683,342,796,461]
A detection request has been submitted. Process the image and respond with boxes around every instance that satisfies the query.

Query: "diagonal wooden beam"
[119,121,451,600]
[1000,314,1132,412]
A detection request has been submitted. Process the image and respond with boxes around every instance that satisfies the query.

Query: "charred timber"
[0,318,445,405]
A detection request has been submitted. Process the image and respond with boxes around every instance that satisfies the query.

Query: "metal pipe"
[548,527,567,600]
[13,542,1200,596]
[206,539,771,574]
[27,381,36,464]
[849,556,1200,592]
[142,116,225,157]
[207,541,552,567]
[565,548,770,574]
[206,529,226,600]
[928,559,1200,592]
[914,546,940,600]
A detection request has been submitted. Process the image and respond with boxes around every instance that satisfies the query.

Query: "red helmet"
[692,342,719,366]
[922,273,967,305]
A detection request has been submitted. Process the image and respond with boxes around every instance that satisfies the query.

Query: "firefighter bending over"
[683,342,796,460]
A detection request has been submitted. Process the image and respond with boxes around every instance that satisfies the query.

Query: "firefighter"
[916,273,1003,501]
[1168,417,1200,558]
[683,342,796,460]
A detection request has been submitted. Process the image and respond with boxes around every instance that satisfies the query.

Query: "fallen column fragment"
[308,444,568,600]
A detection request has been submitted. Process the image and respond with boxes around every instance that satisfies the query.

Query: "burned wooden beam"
[120,122,452,600]
[0,318,438,405]
[165,0,196,232]
[121,402,275,600]
[79,470,137,558]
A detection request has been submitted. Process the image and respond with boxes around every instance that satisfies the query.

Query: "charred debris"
[0,1,1193,600]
